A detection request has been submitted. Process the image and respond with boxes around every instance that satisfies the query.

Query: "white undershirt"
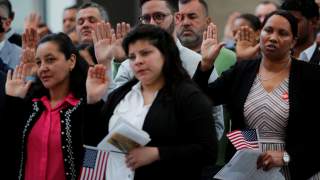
[0,40,5,51]
[108,82,158,131]
[298,42,317,62]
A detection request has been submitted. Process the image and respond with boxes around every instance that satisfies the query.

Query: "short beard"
[178,33,202,49]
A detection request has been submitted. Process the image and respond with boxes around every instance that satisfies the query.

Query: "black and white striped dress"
[244,76,320,180]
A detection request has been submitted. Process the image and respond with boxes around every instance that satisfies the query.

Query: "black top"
[8,33,22,47]
[193,58,320,180]
[98,79,218,180]
[3,95,106,180]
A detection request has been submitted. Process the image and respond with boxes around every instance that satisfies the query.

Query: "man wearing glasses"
[0,1,21,69]
[114,0,224,141]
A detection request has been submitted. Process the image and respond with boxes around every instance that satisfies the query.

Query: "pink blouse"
[24,94,79,180]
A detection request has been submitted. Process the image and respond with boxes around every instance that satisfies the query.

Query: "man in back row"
[281,0,320,65]
[175,0,236,75]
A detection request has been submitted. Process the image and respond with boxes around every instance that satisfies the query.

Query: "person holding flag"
[193,10,320,179]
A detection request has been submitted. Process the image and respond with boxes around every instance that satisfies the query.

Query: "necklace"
[258,58,291,81]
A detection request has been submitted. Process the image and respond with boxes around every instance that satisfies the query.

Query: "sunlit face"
[260,15,295,60]
[255,3,277,23]
[176,1,209,49]
[63,9,77,33]
[128,40,165,86]
[36,42,75,90]
[141,1,175,35]
[76,7,103,44]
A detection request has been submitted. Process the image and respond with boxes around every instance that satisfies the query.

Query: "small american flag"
[226,129,259,150]
[80,146,109,180]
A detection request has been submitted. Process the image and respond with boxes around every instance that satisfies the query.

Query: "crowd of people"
[0,0,320,180]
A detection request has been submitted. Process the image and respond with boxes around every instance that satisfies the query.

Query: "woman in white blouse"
[88,24,218,180]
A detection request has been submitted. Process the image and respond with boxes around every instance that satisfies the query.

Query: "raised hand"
[22,28,39,49]
[20,48,37,76]
[126,147,159,170]
[24,12,41,30]
[201,22,225,71]
[6,64,32,98]
[257,151,285,171]
[21,28,39,76]
[86,64,109,104]
[113,22,130,61]
[92,22,114,68]
[235,26,260,60]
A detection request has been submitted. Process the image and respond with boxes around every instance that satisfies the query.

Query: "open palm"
[201,23,225,71]
[86,64,109,104]
[6,65,32,98]
[112,22,130,61]
[92,22,114,67]
[235,26,260,60]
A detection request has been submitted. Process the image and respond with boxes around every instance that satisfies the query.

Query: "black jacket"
[3,95,106,180]
[193,58,320,180]
[98,79,218,180]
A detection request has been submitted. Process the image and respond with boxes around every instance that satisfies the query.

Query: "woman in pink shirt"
[4,32,108,180]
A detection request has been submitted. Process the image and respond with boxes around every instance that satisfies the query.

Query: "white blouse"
[108,82,158,131]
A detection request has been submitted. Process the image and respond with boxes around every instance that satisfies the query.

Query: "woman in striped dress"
[194,10,320,180]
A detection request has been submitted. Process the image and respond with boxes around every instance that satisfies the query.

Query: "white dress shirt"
[298,42,317,62]
[108,82,157,131]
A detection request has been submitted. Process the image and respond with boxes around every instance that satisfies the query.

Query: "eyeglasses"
[139,12,171,24]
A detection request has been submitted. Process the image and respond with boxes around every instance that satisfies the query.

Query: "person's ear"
[206,16,212,26]
[68,54,76,71]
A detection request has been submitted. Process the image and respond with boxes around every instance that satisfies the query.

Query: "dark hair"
[38,23,52,34]
[0,0,14,19]
[258,0,279,9]
[179,0,208,16]
[140,0,178,13]
[280,0,319,19]
[64,4,78,11]
[122,24,190,94]
[30,33,88,99]
[262,10,298,38]
[78,2,109,21]
[237,13,261,31]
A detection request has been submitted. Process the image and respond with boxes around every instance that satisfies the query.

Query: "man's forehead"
[141,1,171,14]
[77,7,101,19]
[64,9,77,15]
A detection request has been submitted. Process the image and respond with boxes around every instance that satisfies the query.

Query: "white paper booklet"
[98,118,151,153]
[214,149,285,180]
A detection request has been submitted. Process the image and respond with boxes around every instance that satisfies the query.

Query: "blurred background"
[10,0,280,39]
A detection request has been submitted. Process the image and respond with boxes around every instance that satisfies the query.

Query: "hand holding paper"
[98,118,151,153]
[214,149,285,180]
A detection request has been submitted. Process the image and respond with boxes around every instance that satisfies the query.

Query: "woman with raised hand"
[4,33,108,180]
[89,24,218,180]
[194,10,320,180]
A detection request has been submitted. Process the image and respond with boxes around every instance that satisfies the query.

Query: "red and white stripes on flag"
[226,129,259,150]
[80,146,109,180]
